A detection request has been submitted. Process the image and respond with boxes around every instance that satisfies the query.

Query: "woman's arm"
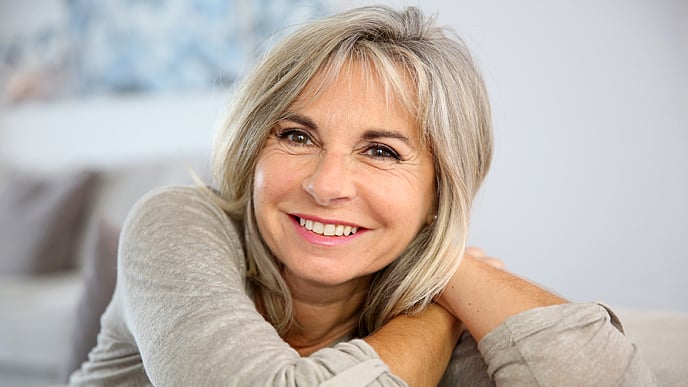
[439,249,656,385]
[116,187,410,386]
[439,251,566,342]
[364,304,463,387]
[116,186,467,386]
[363,249,510,386]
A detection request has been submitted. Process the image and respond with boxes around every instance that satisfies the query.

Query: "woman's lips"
[289,215,365,246]
[298,217,359,236]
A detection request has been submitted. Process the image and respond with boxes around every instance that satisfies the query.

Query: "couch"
[0,153,212,387]
[0,91,218,386]
[1,93,686,387]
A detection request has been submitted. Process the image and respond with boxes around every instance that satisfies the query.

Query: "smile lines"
[298,217,359,236]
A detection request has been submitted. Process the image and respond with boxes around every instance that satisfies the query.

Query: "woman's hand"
[465,246,505,270]
[438,247,567,342]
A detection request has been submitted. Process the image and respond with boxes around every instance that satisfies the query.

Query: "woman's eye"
[277,129,312,146]
[365,144,401,160]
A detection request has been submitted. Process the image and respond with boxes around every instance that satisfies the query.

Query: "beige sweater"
[69,186,655,386]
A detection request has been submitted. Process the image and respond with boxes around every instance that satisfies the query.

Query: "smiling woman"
[67,5,655,386]
[253,61,437,338]
[214,6,495,340]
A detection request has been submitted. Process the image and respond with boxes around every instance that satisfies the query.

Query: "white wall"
[0,91,228,170]
[343,0,688,310]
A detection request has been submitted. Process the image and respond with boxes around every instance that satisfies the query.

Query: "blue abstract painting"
[0,0,331,101]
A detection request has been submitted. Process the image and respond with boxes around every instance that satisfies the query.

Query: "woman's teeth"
[299,217,358,236]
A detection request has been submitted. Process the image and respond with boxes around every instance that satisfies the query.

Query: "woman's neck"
[282,272,371,356]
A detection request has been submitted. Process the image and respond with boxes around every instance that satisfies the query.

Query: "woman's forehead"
[289,58,421,128]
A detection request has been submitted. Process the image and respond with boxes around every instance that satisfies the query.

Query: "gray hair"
[212,5,493,335]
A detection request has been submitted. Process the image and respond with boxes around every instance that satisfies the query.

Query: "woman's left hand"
[438,246,567,342]
[465,246,505,270]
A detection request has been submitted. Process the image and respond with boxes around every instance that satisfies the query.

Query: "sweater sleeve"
[477,302,656,386]
[116,186,406,386]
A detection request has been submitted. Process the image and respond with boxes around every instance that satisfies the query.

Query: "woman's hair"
[212,5,493,336]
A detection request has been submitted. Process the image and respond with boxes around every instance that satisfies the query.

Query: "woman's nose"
[302,152,357,206]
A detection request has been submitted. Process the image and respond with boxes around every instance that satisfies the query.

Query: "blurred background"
[0,0,686,384]
[2,0,687,311]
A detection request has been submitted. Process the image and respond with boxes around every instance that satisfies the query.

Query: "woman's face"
[253,62,435,289]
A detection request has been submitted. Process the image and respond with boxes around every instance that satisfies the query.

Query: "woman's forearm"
[440,254,567,342]
[364,303,463,387]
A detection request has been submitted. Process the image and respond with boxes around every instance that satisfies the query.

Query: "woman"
[70,5,654,386]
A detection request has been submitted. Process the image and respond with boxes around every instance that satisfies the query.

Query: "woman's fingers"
[478,256,505,270]
[465,246,485,257]
[465,246,505,270]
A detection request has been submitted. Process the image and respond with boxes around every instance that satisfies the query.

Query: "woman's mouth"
[298,217,359,236]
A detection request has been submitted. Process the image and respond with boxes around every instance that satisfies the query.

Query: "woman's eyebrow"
[361,129,412,146]
[281,112,318,130]
[281,112,412,146]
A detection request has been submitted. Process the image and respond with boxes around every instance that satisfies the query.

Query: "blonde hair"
[212,5,493,336]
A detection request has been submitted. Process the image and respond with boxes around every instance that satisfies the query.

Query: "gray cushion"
[0,166,99,275]
[59,218,119,382]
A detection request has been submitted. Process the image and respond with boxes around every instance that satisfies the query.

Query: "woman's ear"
[426,193,439,226]
[426,212,437,226]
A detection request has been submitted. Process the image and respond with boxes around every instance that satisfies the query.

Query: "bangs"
[285,43,428,150]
